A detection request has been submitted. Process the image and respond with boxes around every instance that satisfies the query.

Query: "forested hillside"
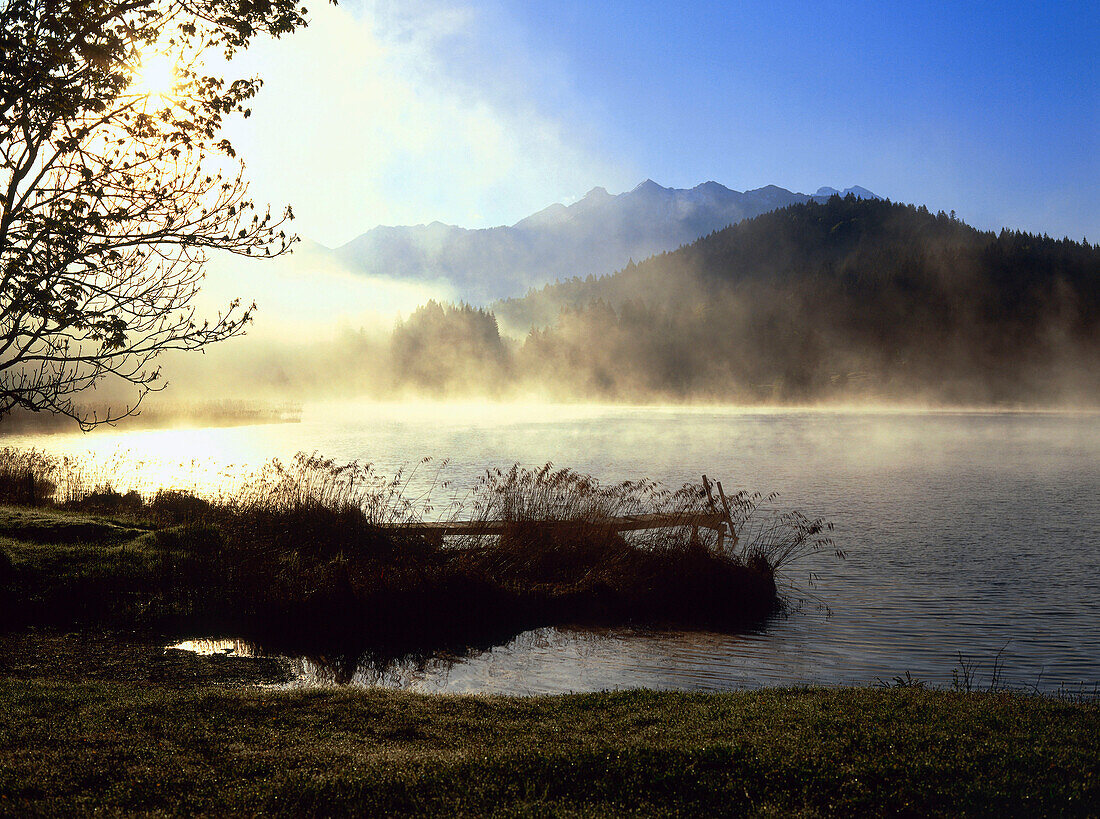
[485,196,1098,404]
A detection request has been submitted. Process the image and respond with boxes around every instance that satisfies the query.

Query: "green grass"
[0,505,171,631]
[0,632,1095,815]
[0,680,1095,816]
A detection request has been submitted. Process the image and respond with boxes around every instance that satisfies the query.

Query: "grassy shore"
[0,632,1096,815]
[0,673,1096,816]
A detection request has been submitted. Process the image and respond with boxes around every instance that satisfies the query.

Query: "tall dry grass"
[459,465,840,577]
[716,488,844,572]
[457,465,713,579]
[211,453,438,563]
[0,449,841,577]
[449,465,843,629]
[0,447,148,508]
[0,449,58,506]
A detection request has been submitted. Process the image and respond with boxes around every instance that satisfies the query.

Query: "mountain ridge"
[326,181,879,301]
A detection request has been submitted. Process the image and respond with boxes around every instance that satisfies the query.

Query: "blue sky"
[232,0,1098,244]
[493,0,1098,237]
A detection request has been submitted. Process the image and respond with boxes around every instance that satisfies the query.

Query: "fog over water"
[11,403,1100,694]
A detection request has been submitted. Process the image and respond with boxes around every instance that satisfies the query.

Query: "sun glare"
[132,52,177,99]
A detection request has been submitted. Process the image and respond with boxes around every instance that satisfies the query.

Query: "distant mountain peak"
[583,186,611,199]
[632,178,664,193]
[844,185,878,199]
[814,185,879,200]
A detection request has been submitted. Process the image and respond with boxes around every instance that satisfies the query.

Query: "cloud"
[218,0,628,246]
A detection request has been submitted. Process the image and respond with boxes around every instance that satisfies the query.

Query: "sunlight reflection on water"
[167,639,259,657]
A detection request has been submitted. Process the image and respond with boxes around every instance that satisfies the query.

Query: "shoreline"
[1,663,1095,815]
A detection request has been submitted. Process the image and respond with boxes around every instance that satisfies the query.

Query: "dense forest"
[376,197,1098,405]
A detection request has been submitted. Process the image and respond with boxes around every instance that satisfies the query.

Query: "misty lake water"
[9,403,1100,694]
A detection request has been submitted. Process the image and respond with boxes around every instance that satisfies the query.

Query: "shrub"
[150,491,213,524]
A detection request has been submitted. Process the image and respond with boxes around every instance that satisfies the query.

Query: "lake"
[9,403,1100,694]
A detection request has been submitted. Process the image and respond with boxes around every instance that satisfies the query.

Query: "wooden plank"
[395,512,725,538]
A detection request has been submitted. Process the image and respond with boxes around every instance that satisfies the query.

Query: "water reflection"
[169,612,1076,696]
[167,638,259,657]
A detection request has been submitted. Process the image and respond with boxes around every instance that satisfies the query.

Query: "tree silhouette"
[0,0,314,428]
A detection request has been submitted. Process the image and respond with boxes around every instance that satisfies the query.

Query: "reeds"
[448,465,789,631]
[714,488,845,573]
[0,449,57,506]
[456,465,715,581]
[0,447,147,507]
